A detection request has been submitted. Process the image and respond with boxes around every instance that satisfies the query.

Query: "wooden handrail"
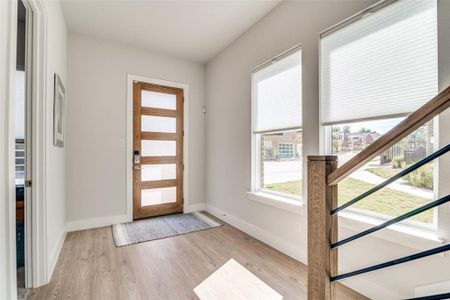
[328,85,450,186]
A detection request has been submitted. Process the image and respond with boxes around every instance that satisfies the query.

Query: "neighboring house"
[338,132,381,151]
[262,131,302,160]
[382,121,434,165]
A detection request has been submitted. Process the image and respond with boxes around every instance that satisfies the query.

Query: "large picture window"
[251,48,302,200]
[320,0,438,228]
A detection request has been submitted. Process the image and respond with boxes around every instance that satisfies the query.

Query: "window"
[320,0,438,228]
[15,70,25,181]
[330,118,436,226]
[251,47,302,200]
[278,143,294,158]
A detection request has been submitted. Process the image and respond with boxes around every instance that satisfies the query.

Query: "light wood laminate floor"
[27,215,366,300]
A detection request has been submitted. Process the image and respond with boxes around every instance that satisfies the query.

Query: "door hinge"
[25,180,32,187]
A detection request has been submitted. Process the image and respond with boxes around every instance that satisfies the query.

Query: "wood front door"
[133,81,184,219]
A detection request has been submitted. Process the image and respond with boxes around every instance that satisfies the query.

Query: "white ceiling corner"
[60,0,282,63]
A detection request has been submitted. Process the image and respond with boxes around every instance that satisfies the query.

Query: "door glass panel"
[141,187,177,206]
[141,164,176,181]
[142,90,176,110]
[142,140,176,156]
[141,115,176,133]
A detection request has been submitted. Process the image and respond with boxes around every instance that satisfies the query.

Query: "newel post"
[307,156,338,300]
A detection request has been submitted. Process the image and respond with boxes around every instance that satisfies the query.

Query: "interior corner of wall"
[46,227,67,283]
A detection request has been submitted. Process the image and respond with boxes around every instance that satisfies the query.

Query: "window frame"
[321,111,439,233]
[252,130,303,201]
[250,45,303,204]
[319,0,440,234]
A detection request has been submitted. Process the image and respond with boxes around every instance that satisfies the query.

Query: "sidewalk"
[350,170,434,199]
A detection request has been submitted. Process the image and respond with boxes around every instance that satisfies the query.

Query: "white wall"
[43,0,68,280]
[205,0,450,298]
[66,34,206,227]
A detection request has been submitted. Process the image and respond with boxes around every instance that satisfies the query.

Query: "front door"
[133,81,184,219]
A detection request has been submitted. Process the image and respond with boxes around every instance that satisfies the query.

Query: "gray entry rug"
[17,267,29,300]
[112,211,222,247]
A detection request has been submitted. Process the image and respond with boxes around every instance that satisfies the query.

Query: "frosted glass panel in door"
[141,140,176,156]
[142,90,176,110]
[141,187,177,206]
[141,115,176,133]
[141,164,176,181]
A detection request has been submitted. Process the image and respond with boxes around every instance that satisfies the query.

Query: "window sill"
[247,191,304,215]
[339,211,444,251]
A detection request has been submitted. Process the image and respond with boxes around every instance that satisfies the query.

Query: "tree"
[332,140,340,153]
[343,126,351,134]
[359,127,372,133]
[332,126,341,133]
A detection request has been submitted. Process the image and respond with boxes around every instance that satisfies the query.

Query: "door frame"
[1,0,48,297]
[126,74,189,222]
[0,1,19,298]
[22,0,48,288]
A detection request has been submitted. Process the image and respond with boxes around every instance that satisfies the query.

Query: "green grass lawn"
[264,178,432,224]
[265,181,302,196]
[367,165,434,190]
[366,167,401,179]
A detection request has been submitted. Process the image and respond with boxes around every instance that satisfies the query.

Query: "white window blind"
[15,70,25,139]
[253,50,302,133]
[320,0,438,126]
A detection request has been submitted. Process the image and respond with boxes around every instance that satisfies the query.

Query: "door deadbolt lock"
[134,150,140,164]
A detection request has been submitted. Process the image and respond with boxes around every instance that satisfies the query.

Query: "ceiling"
[60,0,281,63]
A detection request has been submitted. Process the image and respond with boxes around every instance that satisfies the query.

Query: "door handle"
[134,166,142,170]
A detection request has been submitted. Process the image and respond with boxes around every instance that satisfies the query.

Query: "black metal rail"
[327,140,450,290]
[331,143,450,215]
[331,244,450,282]
[331,194,450,249]
[406,292,450,300]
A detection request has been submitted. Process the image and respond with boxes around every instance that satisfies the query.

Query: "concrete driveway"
[263,160,302,184]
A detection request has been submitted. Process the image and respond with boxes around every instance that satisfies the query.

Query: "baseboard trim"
[66,206,207,233]
[185,203,206,213]
[66,214,130,232]
[205,204,401,299]
[46,229,66,283]
[205,204,306,263]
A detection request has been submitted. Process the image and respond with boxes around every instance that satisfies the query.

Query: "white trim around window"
[318,0,448,250]
[250,46,303,209]
[247,191,303,215]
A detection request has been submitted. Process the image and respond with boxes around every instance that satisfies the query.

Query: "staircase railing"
[307,85,450,300]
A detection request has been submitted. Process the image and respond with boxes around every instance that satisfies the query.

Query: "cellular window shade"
[15,70,25,139]
[253,50,302,133]
[320,0,438,126]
